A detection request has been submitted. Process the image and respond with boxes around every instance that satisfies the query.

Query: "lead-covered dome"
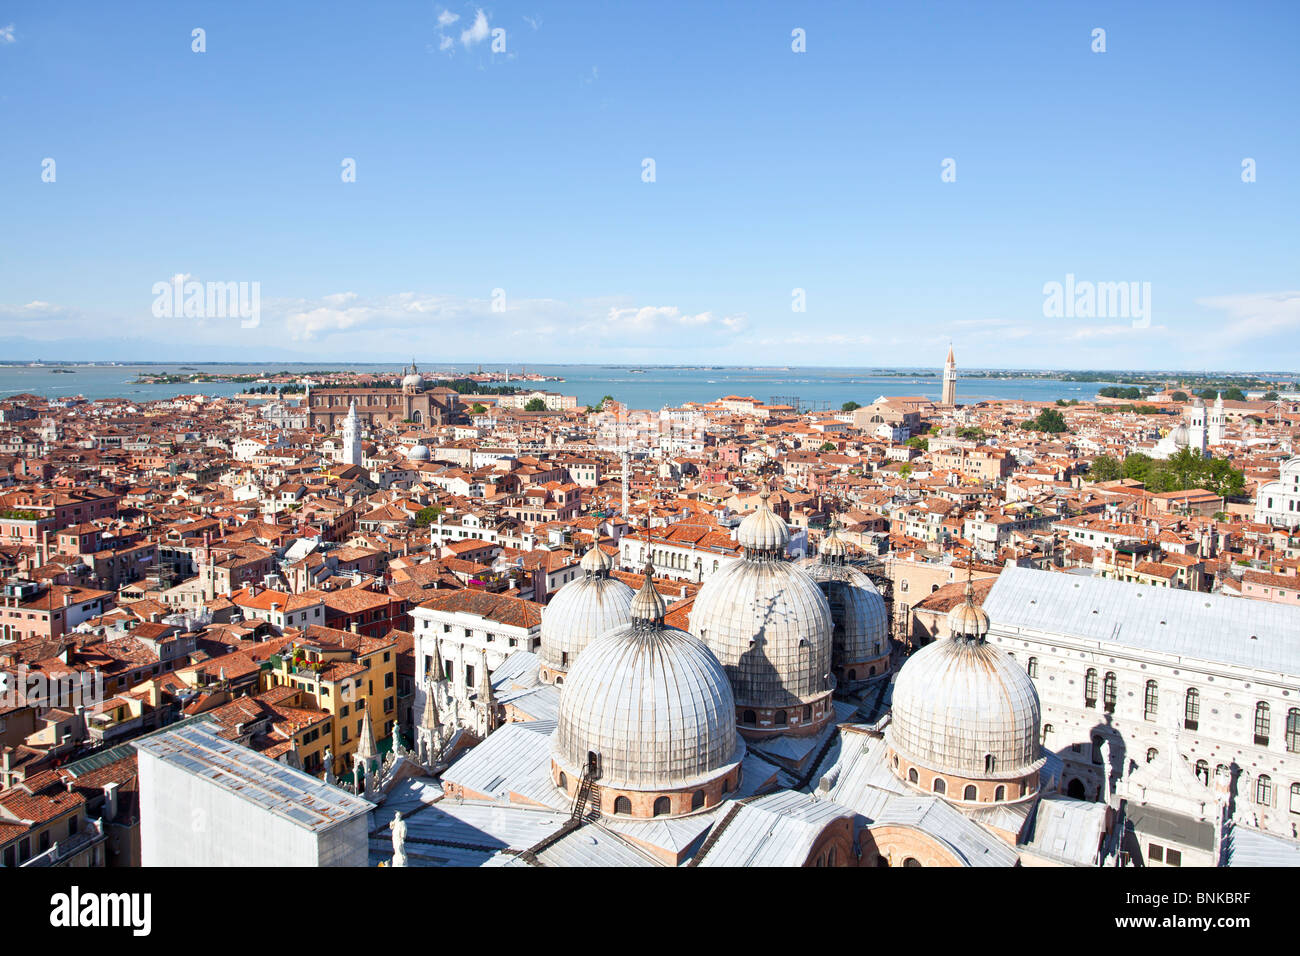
[407,443,430,462]
[691,493,834,731]
[800,525,888,685]
[538,545,634,681]
[888,582,1042,784]
[553,565,742,794]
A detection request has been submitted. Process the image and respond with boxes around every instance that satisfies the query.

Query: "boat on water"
[51,368,75,374]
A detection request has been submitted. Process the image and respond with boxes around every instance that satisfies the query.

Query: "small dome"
[407,443,430,462]
[888,637,1042,781]
[539,561,635,675]
[801,558,888,674]
[818,526,848,561]
[553,566,741,792]
[736,490,789,555]
[628,561,666,625]
[947,578,989,640]
[1172,422,1189,448]
[580,543,613,575]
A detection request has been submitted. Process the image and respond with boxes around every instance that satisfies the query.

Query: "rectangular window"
[1165,849,1182,867]
[1148,843,1163,863]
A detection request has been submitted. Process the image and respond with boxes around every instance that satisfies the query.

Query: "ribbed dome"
[580,543,613,574]
[947,579,990,640]
[801,559,888,671]
[407,444,430,462]
[818,529,848,559]
[690,555,834,709]
[628,562,667,625]
[888,638,1042,780]
[736,491,790,555]
[553,573,741,791]
[538,559,635,674]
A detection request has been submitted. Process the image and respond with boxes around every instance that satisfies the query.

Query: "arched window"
[892,754,899,768]
[1256,775,1273,806]
[827,847,837,866]
[1103,672,1117,713]
[653,796,671,817]
[963,784,977,801]
[994,785,1006,801]
[1041,723,1053,743]
[1184,688,1200,730]
[1287,709,1300,753]
[903,857,922,868]
[907,767,919,784]
[848,669,856,682]
[985,754,996,773]
[1146,748,1158,764]
[802,705,812,721]
[1144,681,1159,720]
[691,790,705,811]
[1091,734,1105,765]
[1255,702,1270,745]
[775,710,788,726]
[1084,669,1098,708]
[742,709,757,725]
[932,778,946,795]
[613,796,631,815]
[1027,657,1038,678]
[1291,782,1300,815]
[558,772,568,791]
[1195,760,1210,786]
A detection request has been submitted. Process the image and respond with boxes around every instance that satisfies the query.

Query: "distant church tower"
[1187,397,1208,456]
[341,399,363,466]
[1208,392,1225,446]
[941,345,957,406]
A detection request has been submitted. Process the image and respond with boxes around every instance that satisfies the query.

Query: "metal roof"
[984,565,1300,676]
[134,723,374,832]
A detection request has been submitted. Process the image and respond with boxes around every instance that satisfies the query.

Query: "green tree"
[898,462,913,479]
[819,442,836,452]
[1263,391,1279,402]
[1171,391,1188,402]
[1221,387,1246,402]
[842,401,861,412]
[1021,408,1069,433]
[524,398,547,412]
[600,395,616,410]
[1089,455,1123,482]
[905,436,928,451]
[470,403,486,414]
[414,505,444,527]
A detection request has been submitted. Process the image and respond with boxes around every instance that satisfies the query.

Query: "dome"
[553,566,742,792]
[401,361,424,391]
[407,443,430,462]
[735,490,790,555]
[1172,422,1189,448]
[801,556,889,680]
[818,528,848,560]
[887,588,1041,783]
[691,544,834,715]
[538,548,635,677]
[947,579,989,640]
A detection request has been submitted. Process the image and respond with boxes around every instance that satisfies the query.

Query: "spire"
[629,560,666,629]
[355,706,377,764]
[421,680,439,730]
[429,639,445,681]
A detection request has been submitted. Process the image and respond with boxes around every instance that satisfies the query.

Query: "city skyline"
[1,1,1297,368]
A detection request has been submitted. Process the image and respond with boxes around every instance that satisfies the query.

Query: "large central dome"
[552,563,743,816]
[690,491,835,737]
[800,525,890,687]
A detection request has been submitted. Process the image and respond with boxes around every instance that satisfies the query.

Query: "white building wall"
[137,748,370,867]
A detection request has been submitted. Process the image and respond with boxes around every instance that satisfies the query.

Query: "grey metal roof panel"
[134,723,374,832]
[440,720,555,803]
[697,792,856,867]
[1021,795,1108,866]
[1222,825,1300,866]
[537,824,664,867]
[984,565,1300,676]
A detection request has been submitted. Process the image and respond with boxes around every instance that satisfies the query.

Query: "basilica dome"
[887,580,1043,799]
[401,362,424,392]
[537,545,634,683]
[690,491,835,736]
[407,443,430,462]
[552,564,742,811]
[800,526,889,686]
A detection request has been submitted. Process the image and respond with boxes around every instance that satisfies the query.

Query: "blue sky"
[1,1,1296,369]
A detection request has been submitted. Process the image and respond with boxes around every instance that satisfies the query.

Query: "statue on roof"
[390,811,408,867]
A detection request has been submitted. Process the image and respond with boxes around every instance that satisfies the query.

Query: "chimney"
[350,622,359,634]
[103,781,119,821]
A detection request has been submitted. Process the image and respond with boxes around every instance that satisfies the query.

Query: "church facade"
[307,364,460,432]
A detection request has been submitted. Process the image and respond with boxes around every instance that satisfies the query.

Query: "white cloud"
[523,15,541,30]
[437,9,460,27]
[460,9,489,47]
[1199,290,1300,341]
[0,25,15,44]
[439,35,454,51]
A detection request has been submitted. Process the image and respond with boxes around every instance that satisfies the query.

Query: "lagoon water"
[0,363,1123,409]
